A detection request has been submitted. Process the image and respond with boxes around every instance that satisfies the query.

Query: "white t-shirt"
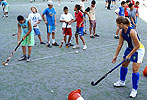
[89,6,96,20]
[60,13,73,28]
[28,12,42,28]
[79,1,85,12]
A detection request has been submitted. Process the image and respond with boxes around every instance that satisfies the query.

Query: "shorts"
[46,24,56,33]
[131,20,137,29]
[112,0,116,1]
[90,20,96,28]
[123,47,145,63]
[21,33,34,46]
[4,5,8,12]
[76,27,84,37]
[33,28,41,35]
[62,28,72,36]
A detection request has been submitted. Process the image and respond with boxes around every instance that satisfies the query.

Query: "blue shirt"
[43,8,56,25]
[18,19,34,35]
[119,7,124,16]
[1,1,8,6]
[121,26,144,49]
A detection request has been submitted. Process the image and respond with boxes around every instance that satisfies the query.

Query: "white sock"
[52,39,55,44]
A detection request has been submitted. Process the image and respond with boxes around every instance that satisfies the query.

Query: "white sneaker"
[130,89,137,98]
[113,80,125,87]
[83,45,87,50]
[73,45,79,49]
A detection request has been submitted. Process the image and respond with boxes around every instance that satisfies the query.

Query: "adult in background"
[107,0,111,10]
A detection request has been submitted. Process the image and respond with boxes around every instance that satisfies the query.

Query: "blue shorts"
[33,28,41,35]
[46,25,56,33]
[112,0,116,1]
[123,47,145,63]
[76,27,84,36]
[131,21,137,29]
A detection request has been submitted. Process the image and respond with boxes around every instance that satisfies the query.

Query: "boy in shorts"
[69,5,87,50]
[42,1,59,47]
[85,0,99,38]
[17,15,34,62]
[0,0,9,18]
[60,6,74,47]
[28,7,45,45]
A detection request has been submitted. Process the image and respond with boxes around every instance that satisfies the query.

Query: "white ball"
[51,90,54,93]
[76,51,79,54]
[5,63,8,66]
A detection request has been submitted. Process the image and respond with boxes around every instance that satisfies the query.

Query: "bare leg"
[38,35,42,42]
[79,36,86,45]
[47,33,51,43]
[75,34,79,45]
[89,27,92,36]
[22,46,26,55]
[28,46,32,56]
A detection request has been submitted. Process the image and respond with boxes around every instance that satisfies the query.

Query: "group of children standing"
[114,0,140,39]
[13,0,97,61]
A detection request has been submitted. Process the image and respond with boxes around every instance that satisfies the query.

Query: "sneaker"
[46,42,52,48]
[73,45,80,49]
[52,42,59,46]
[5,15,8,17]
[18,55,27,61]
[83,45,87,50]
[90,36,95,38]
[113,80,125,87]
[40,42,46,44]
[130,89,137,98]
[26,56,31,62]
[2,15,6,18]
[114,35,119,39]
[68,43,74,46]
[94,34,100,37]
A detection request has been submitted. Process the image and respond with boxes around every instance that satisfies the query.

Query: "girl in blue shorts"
[112,17,145,98]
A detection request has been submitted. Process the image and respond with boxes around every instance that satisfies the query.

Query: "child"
[85,0,99,38]
[0,0,9,18]
[134,1,139,23]
[69,5,87,50]
[28,7,45,45]
[114,1,126,39]
[17,15,34,62]
[124,0,131,18]
[60,6,74,47]
[112,16,145,98]
[128,3,137,29]
[42,1,59,47]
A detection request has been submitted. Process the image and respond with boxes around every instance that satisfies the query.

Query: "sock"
[132,72,139,90]
[52,39,55,44]
[120,66,128,81]
[28,55,30,58]
[23,54,26,57]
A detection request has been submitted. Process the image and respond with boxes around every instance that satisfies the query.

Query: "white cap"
[47,0,54,5]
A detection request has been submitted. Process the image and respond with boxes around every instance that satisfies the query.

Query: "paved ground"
[0,0,147,100]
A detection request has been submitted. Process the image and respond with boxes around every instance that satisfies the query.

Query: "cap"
[48,1,54,5]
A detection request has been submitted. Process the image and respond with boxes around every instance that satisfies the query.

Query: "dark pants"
[107,0,111,9]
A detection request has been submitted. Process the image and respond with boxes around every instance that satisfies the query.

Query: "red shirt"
[75,11,84,27]
[125,5,129,17]
[132,0,135,5]
[134,6,139,16]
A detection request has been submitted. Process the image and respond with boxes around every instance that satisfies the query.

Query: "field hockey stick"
[91,59,128,86]
[59,23,68,48]
[12,33,18,36]
[2,39,23,66]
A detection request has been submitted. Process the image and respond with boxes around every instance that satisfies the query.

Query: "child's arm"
[22,20,32,40]
[114,8,120,16]
[130,16,136,27]
[84,11,91,20]
[34,20,41,27]
[68,19,76,25]
[2,4,5,11]
[79,17,85,28]
[42,14,48,24]
[17,24,21,44]
[54,14,56,26]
